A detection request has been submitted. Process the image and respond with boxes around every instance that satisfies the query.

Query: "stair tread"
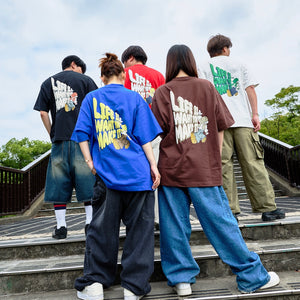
[1,237,299,275]
[1,270,299,300]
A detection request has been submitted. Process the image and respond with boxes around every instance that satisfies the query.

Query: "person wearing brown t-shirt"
[151,44,280,297]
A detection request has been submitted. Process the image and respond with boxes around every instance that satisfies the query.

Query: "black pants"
[75,175,155,296]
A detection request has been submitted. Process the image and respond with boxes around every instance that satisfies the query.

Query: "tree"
[261,85,300,146]
[265,85,300,119]
[0,138,51,169]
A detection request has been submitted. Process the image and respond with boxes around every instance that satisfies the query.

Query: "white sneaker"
[174,283,192,296]
[258,272,280,290]
[124,288,144,300]
[77,282,103,300]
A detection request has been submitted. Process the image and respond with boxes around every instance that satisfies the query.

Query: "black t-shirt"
[34,70,98,142]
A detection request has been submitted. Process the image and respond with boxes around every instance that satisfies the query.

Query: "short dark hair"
[165,45,198,83]
[207,34,232,58]
[61,55,87,74]
[121,46,147,65]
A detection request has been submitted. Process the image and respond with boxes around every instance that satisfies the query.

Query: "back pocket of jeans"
[251,132,264,159]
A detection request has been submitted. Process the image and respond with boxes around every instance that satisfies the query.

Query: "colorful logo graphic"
[51,78,78,112]
[93,98,131,150]
[170,91,209,145]
[209,64,239,97]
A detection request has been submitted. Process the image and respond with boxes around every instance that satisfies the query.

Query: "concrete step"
[0,238,299,295]
[1,217,300,261]
[0,271,299,300]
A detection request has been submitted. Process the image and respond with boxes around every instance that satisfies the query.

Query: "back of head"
[61,55,87,74]
[121,45,147,65]
[99,53,124,80]
[207,34,232,58]
[165,44,198,83]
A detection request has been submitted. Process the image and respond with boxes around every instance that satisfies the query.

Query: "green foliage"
[0,138,51,169]
[260,115,300,146]
[261,85,300,146]
[265,85,300,119]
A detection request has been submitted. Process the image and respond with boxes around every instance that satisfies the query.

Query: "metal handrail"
[1,133,299,216]
[0,151,50,216]
[258,132,300,189]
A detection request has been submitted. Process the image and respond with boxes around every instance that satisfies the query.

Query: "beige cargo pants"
[222,127,277,214]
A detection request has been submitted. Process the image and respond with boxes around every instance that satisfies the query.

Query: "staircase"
[0,158,300,299]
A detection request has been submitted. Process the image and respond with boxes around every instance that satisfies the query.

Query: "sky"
[0,0,299,146]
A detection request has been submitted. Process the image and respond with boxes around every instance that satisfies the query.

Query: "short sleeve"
[132,94,162,145]
[71,94,93,143]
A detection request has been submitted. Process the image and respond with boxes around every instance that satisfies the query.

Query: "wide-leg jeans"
[158,185,270,293]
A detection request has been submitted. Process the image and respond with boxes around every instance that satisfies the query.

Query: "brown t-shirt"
[152,76,234,187]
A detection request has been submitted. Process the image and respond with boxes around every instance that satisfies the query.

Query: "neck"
[105,75,124,85]
[176,70,188,77]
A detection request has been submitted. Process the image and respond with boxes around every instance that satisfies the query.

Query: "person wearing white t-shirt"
[199,34,285,222]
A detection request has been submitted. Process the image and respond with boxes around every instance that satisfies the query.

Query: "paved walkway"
[0,196,299,241]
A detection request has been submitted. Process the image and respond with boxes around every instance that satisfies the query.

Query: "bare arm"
[40,111,52,136]
[245,86,260,132]
[142,142,161,190]
[218,130,224,156]
[79,140,96,175]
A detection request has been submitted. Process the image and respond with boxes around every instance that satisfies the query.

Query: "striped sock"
[54,204,67,229]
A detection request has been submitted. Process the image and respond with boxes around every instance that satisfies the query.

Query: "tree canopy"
[0,138,51,169]
[260,85,300,146]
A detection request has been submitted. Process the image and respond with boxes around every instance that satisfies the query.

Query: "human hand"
[150,165,161,190]
[252,114,261,132]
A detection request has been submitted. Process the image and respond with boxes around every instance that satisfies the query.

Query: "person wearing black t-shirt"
[34,55,98,239]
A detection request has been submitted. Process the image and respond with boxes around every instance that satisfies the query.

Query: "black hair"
[165,45,198,83]
[61,55,87,74]
[121,46,147,65]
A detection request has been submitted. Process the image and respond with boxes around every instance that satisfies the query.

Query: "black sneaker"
[262,208,285,221]
[52,226,67,239]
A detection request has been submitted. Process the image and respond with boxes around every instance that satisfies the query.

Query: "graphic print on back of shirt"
[51,78,78,112]
[170,91,209,144]
[209,64,239,97]
[128,69,155,104]
[93,98,130,150]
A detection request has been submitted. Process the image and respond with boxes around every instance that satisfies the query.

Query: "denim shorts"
[44,141,95,203]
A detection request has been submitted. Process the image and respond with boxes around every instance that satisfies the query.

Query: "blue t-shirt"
[71,84,162,191]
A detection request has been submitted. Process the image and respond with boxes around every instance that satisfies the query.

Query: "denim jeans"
[158,185,270,293]
[75,176,155,296]
[44,141,95,203]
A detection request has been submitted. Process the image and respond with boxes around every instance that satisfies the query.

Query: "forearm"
[246,86,258,116]
[40,111,51,135]
[79,140,96,175]
[142,142,156,167]
[218,131,224,155]
[246,86,260,132]
[142,141,161,190]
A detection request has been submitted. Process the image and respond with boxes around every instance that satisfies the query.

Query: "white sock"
[55,209,67,229]
[85,205,93,225]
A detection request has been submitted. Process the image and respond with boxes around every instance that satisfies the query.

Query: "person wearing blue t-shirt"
[72,53,162,300]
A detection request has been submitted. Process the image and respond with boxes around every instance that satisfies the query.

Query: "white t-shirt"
[199,55,258,128]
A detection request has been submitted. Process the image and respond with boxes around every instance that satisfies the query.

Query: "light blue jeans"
[158,185,270,293]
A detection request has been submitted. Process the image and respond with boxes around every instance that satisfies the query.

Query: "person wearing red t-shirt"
[121,46,165,229]
[121,45,165,107]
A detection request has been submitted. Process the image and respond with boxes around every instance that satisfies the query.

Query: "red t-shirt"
[124,64,165,107]
[152,76,234,187]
